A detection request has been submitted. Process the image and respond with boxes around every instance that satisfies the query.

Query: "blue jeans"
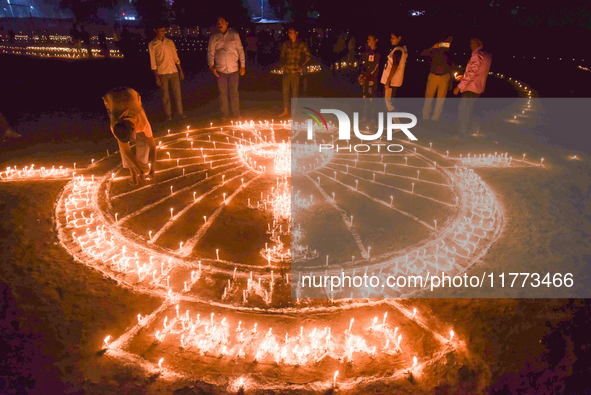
[217,71,240,117]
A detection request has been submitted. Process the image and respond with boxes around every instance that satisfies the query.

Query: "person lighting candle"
[103,87,156,185]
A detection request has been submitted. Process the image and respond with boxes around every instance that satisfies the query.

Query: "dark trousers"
[217,72,240,118]
[362,78,378,120]
[282,72,300,110]
[458,91,480,137]
[160,72,183,118]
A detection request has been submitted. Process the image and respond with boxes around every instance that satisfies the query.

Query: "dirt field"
[1,55,590,394]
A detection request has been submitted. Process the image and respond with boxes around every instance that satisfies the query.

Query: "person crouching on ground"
[103,87,156,185]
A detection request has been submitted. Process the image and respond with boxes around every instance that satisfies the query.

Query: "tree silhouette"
[133,0,173,28]
[60,0,119,22]
[171,0,250,30]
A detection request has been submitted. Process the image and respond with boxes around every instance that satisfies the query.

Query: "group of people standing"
[103,16,246,185]
[146,17,245,122]
[70,24,111,58]
[102,17,493,186]
[146,18,315,122]
[358,32,492,138]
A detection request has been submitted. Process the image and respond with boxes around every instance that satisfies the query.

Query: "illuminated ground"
[1,65,590,393]
[45,119,475,391]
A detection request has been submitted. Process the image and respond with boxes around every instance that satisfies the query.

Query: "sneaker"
[4,128,21,139]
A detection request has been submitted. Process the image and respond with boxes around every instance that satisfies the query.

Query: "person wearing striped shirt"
[279,27,311,117]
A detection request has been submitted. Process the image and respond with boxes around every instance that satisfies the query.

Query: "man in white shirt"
[103,87,157,185]
[453,37,492,138]
[207,17,246,120]
[149,25,186,121]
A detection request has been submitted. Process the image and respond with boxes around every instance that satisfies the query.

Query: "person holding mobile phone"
[149,24,186,122]
[421,36,454,121]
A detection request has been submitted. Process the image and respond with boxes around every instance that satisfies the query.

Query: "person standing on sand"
[207,16,246,121]
[279,26,311,118]
[70,24,81,53]
[358,34,381,122]
[98,31,108,58]
[380,32,407,112]
[103,87,156,186]
[453,37,492,139]
[149,24,186,122]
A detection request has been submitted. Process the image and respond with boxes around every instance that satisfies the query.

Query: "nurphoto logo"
[304,107,418,153]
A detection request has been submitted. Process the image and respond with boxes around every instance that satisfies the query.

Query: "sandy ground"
[1,58,591,394]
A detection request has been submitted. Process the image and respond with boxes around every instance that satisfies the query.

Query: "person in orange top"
[103,87,157,185]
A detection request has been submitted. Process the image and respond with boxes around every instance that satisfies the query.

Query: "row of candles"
[103,306,457,381]
[291,143,503,298]
[0,44,123,58]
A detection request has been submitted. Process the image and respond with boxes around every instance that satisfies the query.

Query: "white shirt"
[149,37,180,75]
[207,29,245,74]
[458,46,492,94]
